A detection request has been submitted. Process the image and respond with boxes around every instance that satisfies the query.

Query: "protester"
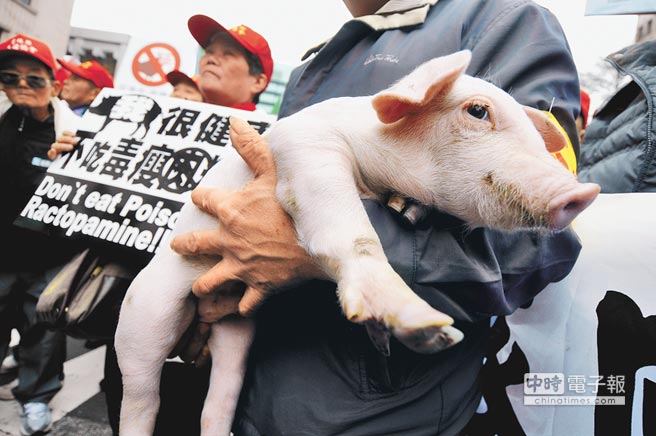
[170,1,584,434]
[0,33,80,436]
[190,15,272,110]
[57,58,114,116]
[577,88,591,144]
[578,38,656,192]
[167,69,203,102]
[47,59,114,159]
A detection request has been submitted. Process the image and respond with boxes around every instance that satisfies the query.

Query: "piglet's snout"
[547,182,600,230]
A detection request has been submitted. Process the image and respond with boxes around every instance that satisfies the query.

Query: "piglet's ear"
[372,50,471,124]
[523,106,567,153]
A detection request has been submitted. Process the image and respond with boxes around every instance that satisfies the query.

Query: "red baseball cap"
[57,58,114,89]
[0,33,57,74]
[188,15,273,86]
[580,88,591,128]
[55,67,71,85]
[166,70,200,89]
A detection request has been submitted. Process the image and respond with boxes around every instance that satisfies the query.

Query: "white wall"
[0,0,75,57]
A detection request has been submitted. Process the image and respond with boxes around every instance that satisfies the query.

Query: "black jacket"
[579,39,656,192]
[0,105,79,271]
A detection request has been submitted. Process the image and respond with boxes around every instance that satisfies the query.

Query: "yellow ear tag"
[543,110,577,175]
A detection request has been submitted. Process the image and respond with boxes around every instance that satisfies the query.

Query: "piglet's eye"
[466,104,489,121]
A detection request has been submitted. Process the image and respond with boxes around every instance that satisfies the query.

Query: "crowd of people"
[0,0,649,435]
[0,10,275,436]
[0,33,87,436]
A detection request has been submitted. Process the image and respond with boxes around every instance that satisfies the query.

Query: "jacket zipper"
[606,57,654,192]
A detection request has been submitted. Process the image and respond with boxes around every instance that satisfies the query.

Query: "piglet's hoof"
[400,325,464,353]
[386,195,431,226]
[391,304,463,354]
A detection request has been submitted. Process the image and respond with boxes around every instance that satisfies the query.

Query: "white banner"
[472,193,656,435]
[19,89,275,256]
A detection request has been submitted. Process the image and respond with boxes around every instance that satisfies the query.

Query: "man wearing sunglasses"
[0,33,79,436]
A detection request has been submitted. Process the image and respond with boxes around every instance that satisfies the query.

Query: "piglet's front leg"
[336,234,463,355]
[277,157,463,355]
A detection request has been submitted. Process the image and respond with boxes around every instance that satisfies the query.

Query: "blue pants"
[0,267,66,405]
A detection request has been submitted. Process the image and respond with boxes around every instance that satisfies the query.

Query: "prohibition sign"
[132,42,181,86]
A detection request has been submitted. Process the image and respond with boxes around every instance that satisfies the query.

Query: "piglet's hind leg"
[115,256,197,436]
[201,316,255,436]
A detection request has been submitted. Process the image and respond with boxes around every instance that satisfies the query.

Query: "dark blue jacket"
[579,39,656,192]
[235,1,582,435]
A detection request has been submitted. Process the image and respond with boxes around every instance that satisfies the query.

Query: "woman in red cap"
[0,33,79,436]
[188,15,272,111]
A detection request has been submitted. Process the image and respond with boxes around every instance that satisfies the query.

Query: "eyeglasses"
[0,71,50,89]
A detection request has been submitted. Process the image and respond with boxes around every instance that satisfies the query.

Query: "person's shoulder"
[473,0,547,9]
[483,0,552,17]
[429,0,551,27]
[435,0,544,11]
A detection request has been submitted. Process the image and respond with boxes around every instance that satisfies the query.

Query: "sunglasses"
[0,71,50,89]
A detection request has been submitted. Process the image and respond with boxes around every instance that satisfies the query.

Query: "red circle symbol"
[131,43,181,86]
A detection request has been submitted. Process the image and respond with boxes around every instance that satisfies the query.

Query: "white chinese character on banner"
[110,95,155,123]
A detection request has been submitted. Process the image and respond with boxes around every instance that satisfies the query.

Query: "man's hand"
[48,131,79,160]
[170,117,326,318]
[176,291,244,366]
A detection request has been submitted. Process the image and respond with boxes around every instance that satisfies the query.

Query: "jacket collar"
[361,0,438,30]
[302,0,438,60]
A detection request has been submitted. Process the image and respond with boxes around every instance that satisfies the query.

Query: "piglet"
[115,50,600,435]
